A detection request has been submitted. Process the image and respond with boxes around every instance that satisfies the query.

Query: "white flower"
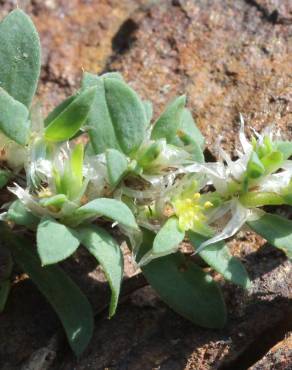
[185,116,292,250]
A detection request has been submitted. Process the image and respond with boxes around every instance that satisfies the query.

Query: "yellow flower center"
[172,192,213,232]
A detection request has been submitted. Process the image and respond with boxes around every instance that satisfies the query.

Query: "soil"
[0,0,292,369]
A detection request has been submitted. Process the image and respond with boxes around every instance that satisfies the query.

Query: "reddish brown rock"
[247,0,292,24]
[0,0,152,113]
[249,332,292,370]
[109,0,292,155]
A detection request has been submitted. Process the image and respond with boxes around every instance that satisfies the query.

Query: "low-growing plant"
[0,9,291,356]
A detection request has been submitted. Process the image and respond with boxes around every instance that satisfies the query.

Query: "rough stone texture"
[0,0,153,113]
[0,0,292,369]
[0,277,59,370]
[249,332,292,370]
[109,0,292,155]
[247,1,292,23]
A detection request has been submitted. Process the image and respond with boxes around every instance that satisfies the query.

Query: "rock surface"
[249,332,292,370]
[110,0,292,154]
[0,0,292,369]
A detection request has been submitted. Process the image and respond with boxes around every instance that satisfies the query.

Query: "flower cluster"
[0,9,291,357]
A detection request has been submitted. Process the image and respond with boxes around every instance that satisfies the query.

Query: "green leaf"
[37,217,80,265]
[275,141,292,160]
[0,280,10,313]
[179,108,205,148]
[138,229,227,329]
[143,100,153,125]
[82,73,147,155]
[139,217,185,265]
[247,152,265,179]
[0,9,41,107]
[0,88,30,145]
[78,225,123,317]
[53,144,85,201]
[2,226,93,356]
[136,141,162,168]
[171,135,204,163]
[188,232,251,288]
[103,78,147,155]
[151,95,186,143]
[239,192,284,208]
[73,198,138,229]
[106,149,128,187]
[45,87,97,142]
[261,151,283,174]
[56,143,84,200]
[70,143,84,188]
[0,169,10,189]
[100,72,124,81]
[7,200,39,229]
[44,95,76,127]
[175,108,205,163]
[81,73,121,154]
[248,213,292,259]
[39,194,67,208]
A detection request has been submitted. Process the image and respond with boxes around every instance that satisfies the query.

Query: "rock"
[0,0,153,114]
[109,0,292,155]
[249,332,292,370]
[246,1,292,24]
[0,279,59,370]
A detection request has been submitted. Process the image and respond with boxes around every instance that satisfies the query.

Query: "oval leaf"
[74,198,138,229]
[248,212,292,259]
[139,217,185,265]
[173,108,205,163]
[82,73,147,155]
[188,231,251,288]
[151,95,186,143]
[143,100,153,125]
[44,95,76,127]
[180,108,205,148]
[138,230,227,329]
[7,200,39,229]
[37,217,80,265]
[104,78,147,154]
[0,9,41,107]
[2,226,93,356]
[0,88,30,145]
[45,87,97,142]
[106,148,128,187]
[81,73,121,154]
[78,225,123,317]
[276,141,292,160]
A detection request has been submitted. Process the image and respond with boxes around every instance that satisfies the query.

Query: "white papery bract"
[179,117,292,251]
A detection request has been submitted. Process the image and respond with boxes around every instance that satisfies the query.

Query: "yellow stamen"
[204,201,213,209]
[38,188,52,198]
[193,192,201,201]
